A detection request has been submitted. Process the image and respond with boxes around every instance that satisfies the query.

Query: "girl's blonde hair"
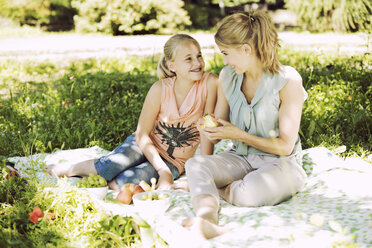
[157,34,201,80]
[215,11,280,74]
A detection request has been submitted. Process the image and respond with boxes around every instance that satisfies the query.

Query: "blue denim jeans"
[94,134,180,189]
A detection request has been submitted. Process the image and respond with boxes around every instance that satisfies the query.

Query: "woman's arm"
[135,81,173,189]
[204,75,304,156]
[199,73,218,155]
[199,71,230,145]
[236,77,304,155]
[214,72,230,122]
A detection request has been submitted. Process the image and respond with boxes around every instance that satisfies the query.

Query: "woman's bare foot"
[182,217,228,239]
[218,183,232,203]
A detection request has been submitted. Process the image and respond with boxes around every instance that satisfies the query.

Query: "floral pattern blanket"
[8,142,372,248]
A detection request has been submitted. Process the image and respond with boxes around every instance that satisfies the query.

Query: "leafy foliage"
[0,162,139,247]
[284,0,372,32]
[72,0,191,35]
[0,0,76,31]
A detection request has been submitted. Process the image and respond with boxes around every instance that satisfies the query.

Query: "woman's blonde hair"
[157,34,201,80]
[215,11,280,74]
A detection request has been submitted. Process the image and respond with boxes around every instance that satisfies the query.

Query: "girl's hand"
[156,169,173,190]
[201,119,243,142]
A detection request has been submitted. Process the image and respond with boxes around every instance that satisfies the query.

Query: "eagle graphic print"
[155,121,199,159]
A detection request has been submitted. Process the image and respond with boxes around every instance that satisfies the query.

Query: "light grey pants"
[185,150,307,207]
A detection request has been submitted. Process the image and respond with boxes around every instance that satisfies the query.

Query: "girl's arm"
[135,81,173,189]
[199,73,218,155]
[204,74,304,156]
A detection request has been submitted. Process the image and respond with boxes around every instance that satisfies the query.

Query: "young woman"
[47,34,218,191]
[183,11,308,238]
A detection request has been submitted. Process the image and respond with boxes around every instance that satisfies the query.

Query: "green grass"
[0,50,371,159]
[0,48,370,247]
[0,56,159,157]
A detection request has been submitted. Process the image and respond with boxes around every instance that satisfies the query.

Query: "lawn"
[0,44,371,247]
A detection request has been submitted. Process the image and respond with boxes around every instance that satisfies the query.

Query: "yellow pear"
[201,114,218,128]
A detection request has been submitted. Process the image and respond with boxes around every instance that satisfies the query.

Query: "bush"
[72,0,191,35]
[183,3,222,30]
[0,0,76,31]
[284,0,372,32]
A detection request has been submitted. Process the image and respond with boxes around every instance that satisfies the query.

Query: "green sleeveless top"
[221,65,307,157]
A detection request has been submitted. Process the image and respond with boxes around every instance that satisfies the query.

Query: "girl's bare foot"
[182,217,228,239]
[46,159,96,178]
[46,163,72,177]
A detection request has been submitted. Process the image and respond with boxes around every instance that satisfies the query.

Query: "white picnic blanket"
[8,143,372,248]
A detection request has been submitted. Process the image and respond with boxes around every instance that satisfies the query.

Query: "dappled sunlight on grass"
[0,42,370,247]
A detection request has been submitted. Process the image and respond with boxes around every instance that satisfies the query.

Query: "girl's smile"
[168,41,205,81]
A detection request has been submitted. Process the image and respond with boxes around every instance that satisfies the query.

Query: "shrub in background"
[0,0,76,31]
[183,2,222,30]
[72,0,191,35]
[284,0,372,32]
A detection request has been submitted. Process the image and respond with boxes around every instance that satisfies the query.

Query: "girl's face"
[218,44,251,75]
[168,41,205,82]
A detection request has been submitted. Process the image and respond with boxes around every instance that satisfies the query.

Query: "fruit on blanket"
[200,114,218,128]
[139,192,169,201]
[116,183,146,204]
[6,170,18,180]
[121,183,136,193]
[76,174,107,188]
[133,185,145,195]
[139,180,152,192]
[116,187,132,205]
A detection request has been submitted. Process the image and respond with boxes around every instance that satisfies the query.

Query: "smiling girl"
[48,34,218,191]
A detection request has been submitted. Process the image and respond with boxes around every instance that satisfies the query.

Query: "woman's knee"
[229,179,278,207]
[230,178,297,207]
[185,156,205,173]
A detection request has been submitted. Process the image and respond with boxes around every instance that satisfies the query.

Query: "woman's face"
[218,44,251,75]
[168,41,205,81]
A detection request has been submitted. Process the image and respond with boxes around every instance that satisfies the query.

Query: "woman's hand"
[200,119,244,142]
[156,169,174,190]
